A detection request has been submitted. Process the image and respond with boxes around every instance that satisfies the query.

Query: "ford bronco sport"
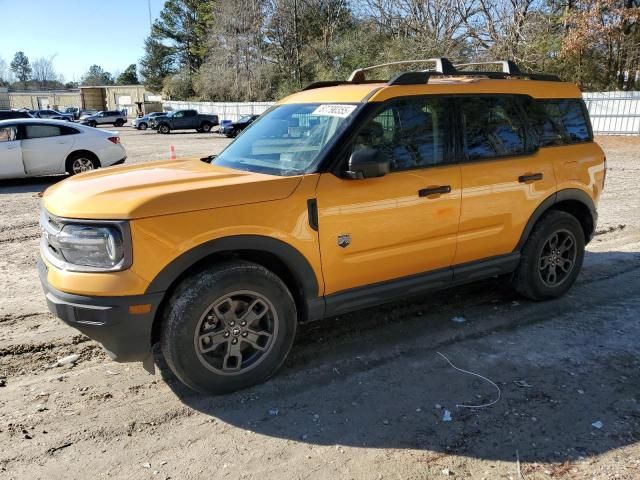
[39,59,605,394]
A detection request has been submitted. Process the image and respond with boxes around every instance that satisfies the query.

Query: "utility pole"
[148,0,153,31]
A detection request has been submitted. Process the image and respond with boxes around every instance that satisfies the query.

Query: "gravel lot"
[0,130,639,480]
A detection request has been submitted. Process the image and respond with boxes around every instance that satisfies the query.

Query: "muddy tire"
[513,210,585,300]
[160,261,297,394]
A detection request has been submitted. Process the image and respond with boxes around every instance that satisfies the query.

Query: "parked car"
[151,109,219,134]
[38,58,605,395]
[63,107,81,120]
[79,109,99,120]
[0,110,33,121]
[80,110,127,127]
[132,112,166,130]
[0,119,126,179]
[220,114,260,137]
[31,109,75,122]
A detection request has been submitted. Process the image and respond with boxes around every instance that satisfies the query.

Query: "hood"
[43,159,303,220]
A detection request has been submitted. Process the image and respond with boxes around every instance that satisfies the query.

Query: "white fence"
[163,93,640,135]
[583,92,640,135]
[162,101,274,122]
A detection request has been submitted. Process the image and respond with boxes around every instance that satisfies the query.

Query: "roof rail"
[348,58,456,83]
[301,58,561,90]
[454,60,521,75]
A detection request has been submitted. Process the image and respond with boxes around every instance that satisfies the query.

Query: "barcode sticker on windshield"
[312,104,357,118]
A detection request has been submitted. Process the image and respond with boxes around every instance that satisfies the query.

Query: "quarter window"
[461,96,526,161]
[529,99,592,146]
[355,97,450,171]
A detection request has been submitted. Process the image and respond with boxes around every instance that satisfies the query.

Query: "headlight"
[40,210,132,272]
[57,225,124,268]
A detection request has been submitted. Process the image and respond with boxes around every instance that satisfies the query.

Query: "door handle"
[419,185,451,197]
[518,173,543,183]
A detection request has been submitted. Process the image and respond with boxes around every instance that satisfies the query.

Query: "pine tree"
[10,51,31,87]
[117,64,140,85]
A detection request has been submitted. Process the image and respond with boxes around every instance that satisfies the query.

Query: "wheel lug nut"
[231,338,238,344]
[229,321,235,326]
[224,331,230,337]
[242,332,248,337]
[240,321,246,326]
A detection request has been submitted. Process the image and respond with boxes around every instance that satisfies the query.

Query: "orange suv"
[39,59,605,394]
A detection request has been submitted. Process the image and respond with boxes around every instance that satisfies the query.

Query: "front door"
[316,96,461,296]
[453,95,557,265]
[0,125,24,179]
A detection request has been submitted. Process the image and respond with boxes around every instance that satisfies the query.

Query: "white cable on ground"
[436,351,501,409]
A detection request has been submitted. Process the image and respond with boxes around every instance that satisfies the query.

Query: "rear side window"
[24,124,62,139]
[186,110,197,117]
[460,96,526,161]
[60,125,80,135]
[529,99,592,146]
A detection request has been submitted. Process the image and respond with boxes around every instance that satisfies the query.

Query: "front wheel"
[160,261,297,394]
[513,210,585,300]
[87,120,97,128]
[114,119,125,127]
[158,124,171,134]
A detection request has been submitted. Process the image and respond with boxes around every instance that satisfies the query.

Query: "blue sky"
[0,0,164,82]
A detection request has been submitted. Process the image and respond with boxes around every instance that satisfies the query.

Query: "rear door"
[453,95,557,265]
[20,123,77,175]
[0,125,24,179]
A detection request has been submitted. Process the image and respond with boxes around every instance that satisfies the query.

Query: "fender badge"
[337,234,351,248]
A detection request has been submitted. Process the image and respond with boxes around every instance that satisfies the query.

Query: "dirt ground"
[0,130,639,480]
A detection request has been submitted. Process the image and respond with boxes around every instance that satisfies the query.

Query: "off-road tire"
[160,261,297,394]
[513,210,585,300]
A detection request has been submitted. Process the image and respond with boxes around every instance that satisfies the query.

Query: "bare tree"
[31,55,59,88]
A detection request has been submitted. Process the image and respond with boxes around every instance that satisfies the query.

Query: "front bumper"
[39,260,164,362]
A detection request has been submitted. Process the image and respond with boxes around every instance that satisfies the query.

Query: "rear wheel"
[161,261,297,394]
[138,122,148,130]
[513,210,585,300]
[66,153,99,175]
[201,122,212,133]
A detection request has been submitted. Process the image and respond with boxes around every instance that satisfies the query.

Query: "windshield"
[214,103,358,176]
[238,115,253,123]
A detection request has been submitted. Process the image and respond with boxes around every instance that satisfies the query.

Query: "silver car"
[80,110,127,127]
[132,112,166,130]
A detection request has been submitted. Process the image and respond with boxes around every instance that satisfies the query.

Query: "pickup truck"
[152,110,219,134]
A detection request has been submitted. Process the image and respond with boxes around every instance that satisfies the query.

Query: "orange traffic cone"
[169,145,176,160]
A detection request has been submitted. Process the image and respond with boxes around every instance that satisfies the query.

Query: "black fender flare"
[514,188,597,251]
[144,235,320,302]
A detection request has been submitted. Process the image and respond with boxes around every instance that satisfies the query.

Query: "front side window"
[461,96,526,161]
[25,124,62,139]
[214,103,356,176]
[173,111,185,118]
[354,97,450,171]
[0,126,18,142]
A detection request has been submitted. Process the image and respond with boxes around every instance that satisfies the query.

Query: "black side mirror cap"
[344,147,390,179]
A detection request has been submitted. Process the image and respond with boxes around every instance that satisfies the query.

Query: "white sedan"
[0,119,127,179]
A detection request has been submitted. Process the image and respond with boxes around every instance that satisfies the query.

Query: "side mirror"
[344,148,390,179]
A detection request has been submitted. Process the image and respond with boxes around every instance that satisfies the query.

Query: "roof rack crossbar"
[348,58,456,83]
